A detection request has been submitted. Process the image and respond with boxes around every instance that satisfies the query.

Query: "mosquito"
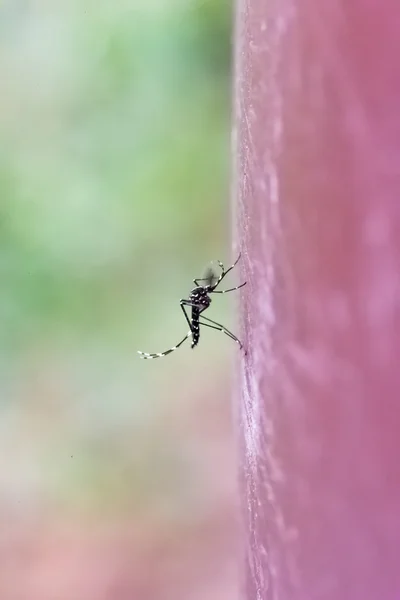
[137,253,246,359]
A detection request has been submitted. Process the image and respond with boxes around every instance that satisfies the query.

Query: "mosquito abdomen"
[191,307,200,348]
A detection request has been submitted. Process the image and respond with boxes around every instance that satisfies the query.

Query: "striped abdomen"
[191,306,200,347]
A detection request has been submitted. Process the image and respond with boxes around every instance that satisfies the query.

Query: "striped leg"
[212,253,243,289]
[180,301,193,331]
[211,281,247,294]
[199,315,243,350]
[138,331,191,359]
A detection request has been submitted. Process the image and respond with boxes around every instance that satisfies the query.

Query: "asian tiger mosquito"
[137,253,246,359]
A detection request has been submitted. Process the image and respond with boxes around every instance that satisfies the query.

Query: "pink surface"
[235,1,400,598]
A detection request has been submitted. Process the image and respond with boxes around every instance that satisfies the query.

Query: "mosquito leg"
[200,321,241,345]
[213,260,225,286]
[138,298,200,359]
[180,300,193,331]
[138,331,191,359]
[219,253,241,278]
[211,281,247,294]
[180,298,204,317]
[193,276,219,285]
[211,253,242,290]
[199,315,243,350]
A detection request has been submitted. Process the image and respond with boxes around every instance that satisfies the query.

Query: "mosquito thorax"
[189,286,212,304]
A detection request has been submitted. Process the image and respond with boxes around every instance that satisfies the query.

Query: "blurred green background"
[0,0,239,598]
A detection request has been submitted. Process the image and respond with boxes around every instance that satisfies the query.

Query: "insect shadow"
[138,254,246,359]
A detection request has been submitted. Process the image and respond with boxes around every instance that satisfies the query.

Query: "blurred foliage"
[0,3,240,595]
[0,0,233,351]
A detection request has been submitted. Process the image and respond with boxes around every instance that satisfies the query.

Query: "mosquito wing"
[201,264,220,287]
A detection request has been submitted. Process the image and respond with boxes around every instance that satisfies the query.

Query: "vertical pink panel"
[235,1,400,598]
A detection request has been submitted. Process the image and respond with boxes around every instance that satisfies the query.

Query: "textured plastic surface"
[235,1,400,598]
